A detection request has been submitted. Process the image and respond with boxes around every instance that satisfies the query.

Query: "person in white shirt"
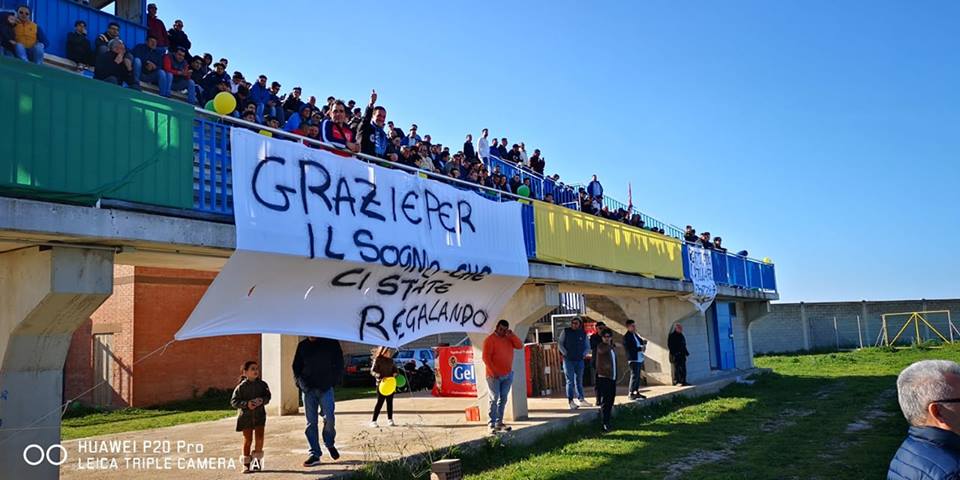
[519,142,530,167]
[623,319,647,400]
[478,128,490,160]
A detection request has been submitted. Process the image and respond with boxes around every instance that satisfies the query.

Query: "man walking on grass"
[482,319,523,434]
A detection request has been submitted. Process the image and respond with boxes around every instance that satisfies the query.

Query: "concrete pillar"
[743,301,772,367]
[602,295,699,385]
[261,334,300,416]
[471,284,559,423]
[800,302,811,351]
[862,301,870,346]
[0,246,113,480]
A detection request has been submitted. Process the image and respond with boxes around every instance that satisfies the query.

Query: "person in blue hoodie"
[283,104,313,132]
[249,74,274,123]
[131,35,170,93]
[889,360,960,479]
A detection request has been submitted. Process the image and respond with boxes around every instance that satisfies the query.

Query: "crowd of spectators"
[3,2,724,245]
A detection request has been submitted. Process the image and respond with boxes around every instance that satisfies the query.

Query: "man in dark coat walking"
[292,336,344,468]
[668,324,690,386]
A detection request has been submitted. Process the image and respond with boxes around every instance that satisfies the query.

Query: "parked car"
[395,348,435,366]
[342,353,374,387]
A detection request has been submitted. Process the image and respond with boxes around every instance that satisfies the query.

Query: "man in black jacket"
[292,337,344,468]
[668,324,690,386]
[623,319,647,400]
[66,20,93,69]
[94,39,139,90]
[463,134,476,162]
[357,90,395,161]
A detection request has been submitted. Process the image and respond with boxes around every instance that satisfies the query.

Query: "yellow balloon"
[378,376,397,396]
[213,92,237,115]
[762,257,773,264]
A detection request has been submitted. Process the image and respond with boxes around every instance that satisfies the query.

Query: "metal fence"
[805,312,957,351]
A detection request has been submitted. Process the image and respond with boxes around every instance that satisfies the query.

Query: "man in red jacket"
[146,3,168,50]
[162,46,196,104]
[482,319,523,434]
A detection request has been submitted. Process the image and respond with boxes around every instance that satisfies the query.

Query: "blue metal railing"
[681,243,776,292]
[193,118,233,216]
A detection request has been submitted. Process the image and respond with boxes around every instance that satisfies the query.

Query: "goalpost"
[876,310,956,347]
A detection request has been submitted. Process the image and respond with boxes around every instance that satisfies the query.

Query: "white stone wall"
[752,299,960,354]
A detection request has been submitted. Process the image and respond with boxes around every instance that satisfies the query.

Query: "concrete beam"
[0,198,778,302]
[0,246,113,479]
[471,284,559,423]
[261,335,301,416]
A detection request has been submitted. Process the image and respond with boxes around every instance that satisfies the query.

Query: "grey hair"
[897,359,960,426]
[107,38,124,51]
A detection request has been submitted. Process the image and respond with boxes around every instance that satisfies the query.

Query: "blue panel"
[746,260,763,289]
[681,243,690,280]
[712,251,729,285]
[521,203,536,258]
[760,263,776,291]
[12,0,147,60]
[712,302,736,370]
[727,254,747,288]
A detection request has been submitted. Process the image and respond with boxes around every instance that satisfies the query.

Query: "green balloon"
[205,100,216,111]
[396,374,407,389]
[517,185,531,197]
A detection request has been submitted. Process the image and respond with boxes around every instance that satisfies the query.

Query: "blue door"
[712,302,736,370]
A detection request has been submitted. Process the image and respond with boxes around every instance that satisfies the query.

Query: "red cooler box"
[432,346,478,397]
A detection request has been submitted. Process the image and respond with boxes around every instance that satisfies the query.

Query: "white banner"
[175,129,529,347]
[685,245,717,313]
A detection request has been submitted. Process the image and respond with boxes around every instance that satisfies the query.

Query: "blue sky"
[157,0,959,303]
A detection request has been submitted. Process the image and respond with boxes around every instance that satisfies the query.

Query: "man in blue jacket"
[558,317,591,410]
[292,336,344,468]
[889,359,960,479]
[249,74,273,123]
[131,35,169,93]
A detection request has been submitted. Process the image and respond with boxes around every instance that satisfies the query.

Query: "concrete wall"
[733,302,753,369]
[63,266,261,408]
[678,313,711,382]
[751,299,960,354]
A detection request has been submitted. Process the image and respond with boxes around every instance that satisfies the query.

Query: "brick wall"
[132,267,260,407]
[64,265,135,407]
[63,266,261,408]
[751,299,960,354]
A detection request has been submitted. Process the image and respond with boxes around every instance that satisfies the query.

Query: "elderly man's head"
[897,360,960,434]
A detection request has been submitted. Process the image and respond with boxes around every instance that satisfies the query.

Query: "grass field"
[360,344,960,480]
[62,385,376,440]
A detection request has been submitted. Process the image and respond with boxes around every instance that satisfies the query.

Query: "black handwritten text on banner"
[176,129,529,347]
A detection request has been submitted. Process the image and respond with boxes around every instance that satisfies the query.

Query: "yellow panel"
[533,201,684,279]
